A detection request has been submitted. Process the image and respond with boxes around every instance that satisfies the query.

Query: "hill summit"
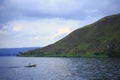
[18,13,120,57]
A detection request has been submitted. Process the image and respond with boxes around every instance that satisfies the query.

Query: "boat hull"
[24,64,36,68]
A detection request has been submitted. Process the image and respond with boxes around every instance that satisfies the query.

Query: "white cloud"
[58,27,71,35]
[13,25,23,32]
[0,25,10,35]
[0,18,82,48]
[51,27,71,39]
[9,18,80,35]
[0,14,101,48]
[0,30,8,35]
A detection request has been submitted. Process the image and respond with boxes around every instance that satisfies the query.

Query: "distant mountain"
[18,13,120,57]
[0,47,39,56]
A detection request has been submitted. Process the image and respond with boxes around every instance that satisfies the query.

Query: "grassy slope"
[18,14,120,57]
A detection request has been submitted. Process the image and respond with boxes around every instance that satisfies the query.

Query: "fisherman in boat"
[28,63,31,66]
[25,63,36,67]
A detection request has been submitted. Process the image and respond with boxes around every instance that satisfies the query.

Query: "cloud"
[13,25,23,32]
[5,0,81,14]
[7,18,80,34]
[0,13,103,48]
[57,28,71,35]
[0,0,120,48]
[50,27,71,39]
[0,30,8,35]
[0,0,120,25]
[0,18,82,48]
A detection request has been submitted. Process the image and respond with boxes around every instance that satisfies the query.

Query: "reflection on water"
[0,57,120,80]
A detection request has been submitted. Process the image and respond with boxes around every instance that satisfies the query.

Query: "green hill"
[18,13,120,57]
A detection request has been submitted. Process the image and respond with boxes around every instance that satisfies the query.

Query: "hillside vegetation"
[18,14,120,57]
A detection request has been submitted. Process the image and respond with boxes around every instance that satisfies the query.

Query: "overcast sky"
[0,0,120,48]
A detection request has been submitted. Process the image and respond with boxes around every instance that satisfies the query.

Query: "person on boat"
[28,63,31,66]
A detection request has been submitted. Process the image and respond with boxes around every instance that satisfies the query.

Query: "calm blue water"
[0,57,120,80]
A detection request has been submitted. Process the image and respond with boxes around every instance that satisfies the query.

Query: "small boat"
[24,64,36,68]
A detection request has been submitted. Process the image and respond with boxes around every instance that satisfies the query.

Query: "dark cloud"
[0,0,120,26]
[0,0,4,5]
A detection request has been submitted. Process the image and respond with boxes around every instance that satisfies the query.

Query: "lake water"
[0,57,120,80]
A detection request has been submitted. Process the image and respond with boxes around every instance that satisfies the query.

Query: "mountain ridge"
[18,13,120,57]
